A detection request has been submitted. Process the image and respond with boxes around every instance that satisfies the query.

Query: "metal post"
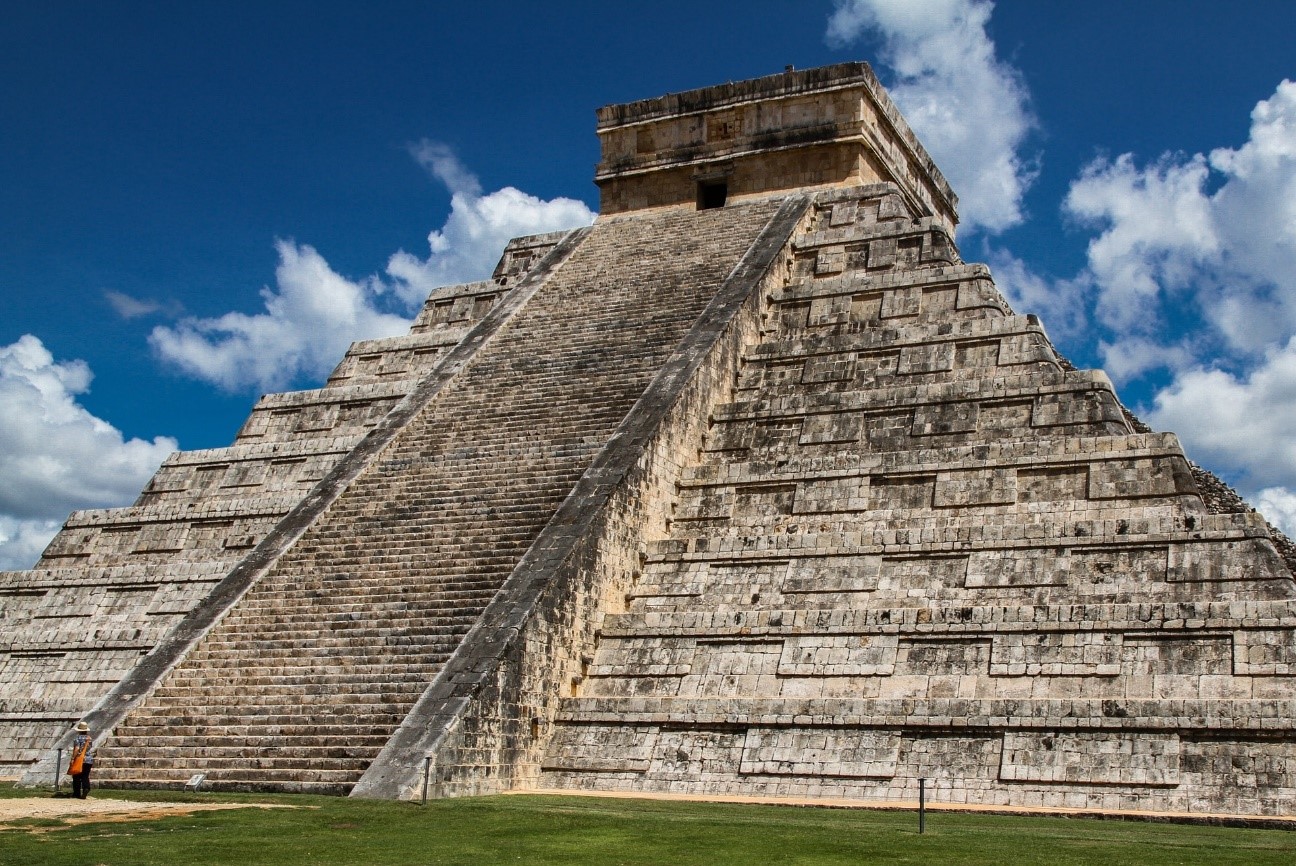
[54,748,63,793]
[421,756,432,806]
[918,777,926,835]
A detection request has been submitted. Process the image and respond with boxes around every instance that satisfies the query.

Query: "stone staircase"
[90,199,787,793]
[0,237,552,776]
[538,186,1296,815]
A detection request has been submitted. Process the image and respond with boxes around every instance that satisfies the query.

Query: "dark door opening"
[697,180,728,210]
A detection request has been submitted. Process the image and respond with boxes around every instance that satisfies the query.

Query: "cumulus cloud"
[1255,487,1296,537]
[1059,80,1296,521]
[1065,81,1296,354]
[0,335,176,570]
[1146,337,1296,493]
[386,142,595,306]
[826,0,1037,232]
[985,248,1086,340]
[151,144,595,391]
[150,241,410,393]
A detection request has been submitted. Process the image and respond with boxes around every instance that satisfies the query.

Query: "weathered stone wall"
[540,185,1296,817]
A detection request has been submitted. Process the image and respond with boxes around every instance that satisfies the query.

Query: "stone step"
[682,433,1186,486]
[650,508,1270,554]
[605,597,1296,631]
[553,695,1296,731]
[101,776,357,796]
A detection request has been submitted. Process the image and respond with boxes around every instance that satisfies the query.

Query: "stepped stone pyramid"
[7,63,1296,816]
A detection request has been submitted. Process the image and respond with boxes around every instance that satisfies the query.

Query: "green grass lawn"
[2,786,1293,866]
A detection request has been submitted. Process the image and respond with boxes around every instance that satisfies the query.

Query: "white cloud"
[1064,80,1296,352]
[150,241,410,393]
[1096,336,1195,384]
[0,335,176,570]
[1064,153,1219,335]
[386,142,595,306]
[0,517,63,572]
[1056,81,1296,509]
[985,247,1086,340]
[1255,487,1296,537]
[1147,336,1296,493]
[105,290,183,320]
[152,144,596,389]
[826,0,1037,232]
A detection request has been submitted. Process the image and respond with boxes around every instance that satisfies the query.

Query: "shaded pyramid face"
[3,64,1294,817]
[538,186,1296,815]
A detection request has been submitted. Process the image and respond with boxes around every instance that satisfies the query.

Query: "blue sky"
[3,1,1295,567]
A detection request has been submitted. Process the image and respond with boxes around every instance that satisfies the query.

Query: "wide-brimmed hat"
[75,722,89,732]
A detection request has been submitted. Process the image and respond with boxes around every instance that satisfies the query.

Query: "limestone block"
[897,342,954,375]
[894,638,991,675]
[649,729,743,779]
[1121,635,1233,676]
[848,293,883,323]
[989,632,1122,677]
[877,194,908,222]
[676,486,734,521]
[673,562,788,607]
[782,554,881,594]
[828,201,857,227]
[911,402,978,436]
[1016,467,1088,503]
[799,413,865,445]
[132,524,190,554]
[814,249,845,276]
[1000,732,1180,786]
[733,484,797,518]
[1031,390,1123,430]
[677,641,783,698]
[897,735,1001,782]
[793,476,869,514]
[875,556,970,596]
[589,637,696,677]
[740,728,899,778]
[1233,630,1296,675]
[933,468,1017,507]
[1069,547,1168,593]
[543,724,657,772]
[869,238,897,270]
[808,294,851,327]
[778,634,897,676]
[869,476,934,509]
[880,284,920,318]
[38,528,97,560]
[918,284,959,318]
[1167,539,1291,583]
[965,549,1067,588]
[220,461,268,489]
[954,278,1009,314]
[996,333,1053,367]
[1088,458,1182,500]
[801,353,857,383]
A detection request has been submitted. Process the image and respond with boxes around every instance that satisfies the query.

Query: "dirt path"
[0,795,292,830]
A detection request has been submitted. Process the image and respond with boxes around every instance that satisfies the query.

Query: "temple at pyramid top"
[594,62,958,229]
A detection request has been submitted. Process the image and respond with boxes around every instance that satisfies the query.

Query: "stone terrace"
[539,186,1296,817]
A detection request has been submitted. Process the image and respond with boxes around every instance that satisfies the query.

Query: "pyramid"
[6,64,1296,817]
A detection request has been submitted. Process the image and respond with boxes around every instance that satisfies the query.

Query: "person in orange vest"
[67,721,95,799]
